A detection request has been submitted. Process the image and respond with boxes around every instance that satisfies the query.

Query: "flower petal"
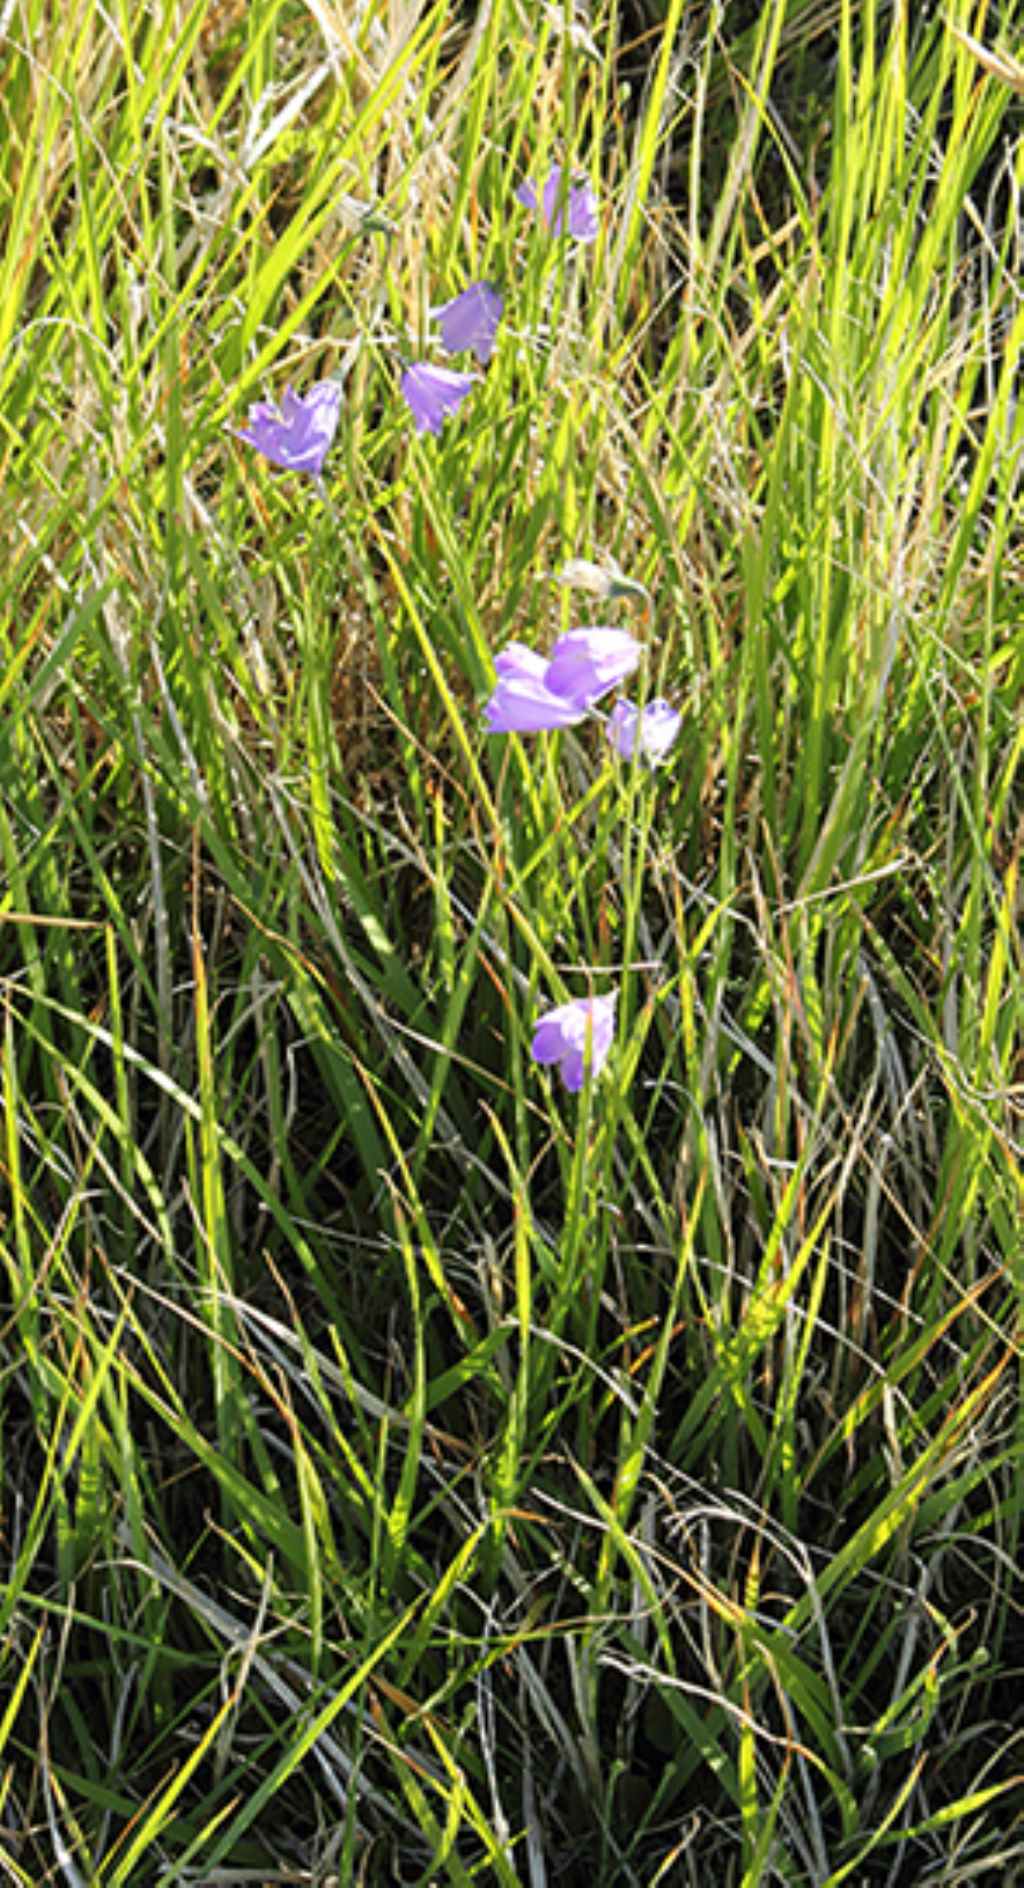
[560,1046,588,1091]
[607,698,681,766]
[433,282,504,364]
[494,642,550,683]
[544,627,640,706]
[485,675,588,732]
[537,165,600,241]
[234,379,341,477]
[401,362,477,435]
[530,1009,577,1063]
[529,992,617,1091]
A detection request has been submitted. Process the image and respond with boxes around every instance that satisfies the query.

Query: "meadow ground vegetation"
[1,0,1023,1881]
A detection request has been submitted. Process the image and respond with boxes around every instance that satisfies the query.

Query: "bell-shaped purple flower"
[401,362,477,435]
[516,165,599,242]
[433,282,503,364]
[485,643,588,732]
[607,698,682,767]
[234,380,342,477]
[543,627,641,708]
[484,630,641,733]
[530,991,617,1092]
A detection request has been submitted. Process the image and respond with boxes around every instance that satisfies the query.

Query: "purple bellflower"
[485,628,641,733]
[531,991,617,1092]
[544,627,641,707]
[433,282,504,364]
[516,165,600,242]
[484,643,589,732]
[401,362,477,435]
[234,380,342,478]
[607,698,682,767]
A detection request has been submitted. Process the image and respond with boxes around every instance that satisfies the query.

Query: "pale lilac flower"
[516,165,599,241]
[607,698,682,767]
[401,362,477,435]
[485,643,588,732]
[433,282,503,364]
[484,629,641,732]
[234,381,341,477]
[531,992,617,1092]
[543,627,640,707]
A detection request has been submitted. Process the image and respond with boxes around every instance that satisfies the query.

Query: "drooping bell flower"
[484,629,641,732]
[233,381,342,477]
[433,282,504,364]
[530,992,617,1092]
[516,165,599,242]
[484,643,590,732]
[606,698,682,767]
[400,362,477,435]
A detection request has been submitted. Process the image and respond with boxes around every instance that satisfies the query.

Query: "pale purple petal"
[560,1047,588,1091]
[494,642,550,683]
[241,397,280,430]
[586,992,617,1062]
[433,282,503,364]
[515,180,539,210]
[234,379,341,477]
[530,992,617,1091]
[279,386,306,425]
[530,1007,578,1063]
[566,186,600,242]
[540,168,564,228]
[485,675,588,733]
[544,627,640,707]
[537,165,600,241]
[607,698,682,767]
[401,362,477,435]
